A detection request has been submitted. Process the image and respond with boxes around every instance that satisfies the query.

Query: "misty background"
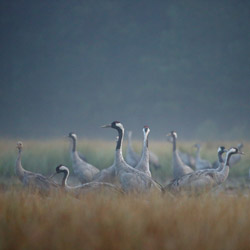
[0,0,249,140]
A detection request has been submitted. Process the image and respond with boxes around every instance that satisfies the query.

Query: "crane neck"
[217,151,234,183]
[69,137,83,165]
[115,127,124,163]
[225,151,235,167]
[144,132,149,149]
[16,148,24,177]
[172,135,177,152]
[70,137,77,152]
[218,151,224,163]
[139,132,149,167]
[140,132,149,159]
[142,131,149,157]
[61,169,70,188]
[116,127,123,150]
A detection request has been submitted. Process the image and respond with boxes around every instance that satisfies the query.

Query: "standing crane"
[134,126,151,177]
[166,147,243,194]
[68,132,99,183]
[126,131,161,170]
[167,131,194,178]
[15,141,59,193]
[212,143,243,169]
[102,121,162,193]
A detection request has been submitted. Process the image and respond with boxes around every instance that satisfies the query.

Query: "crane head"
[101,121,124,130]
[68,132,77,140]
[16,141,23,150]
[56,164,69,173]
[227,147,244,156]
[166,131,177,140]
[218,146,227,154]
[143,125,150,134]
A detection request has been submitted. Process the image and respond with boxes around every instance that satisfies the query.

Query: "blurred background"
[0,0,249,140]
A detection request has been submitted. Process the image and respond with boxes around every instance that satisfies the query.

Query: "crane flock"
[12,121,245,195]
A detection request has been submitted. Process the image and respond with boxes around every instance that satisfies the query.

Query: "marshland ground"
[0,139,250,250]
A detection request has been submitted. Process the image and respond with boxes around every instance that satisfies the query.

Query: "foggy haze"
[0,0,249,140]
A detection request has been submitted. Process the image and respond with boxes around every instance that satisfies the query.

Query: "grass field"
[0,138,250,250]
[1,190,250,250]
[0,138,249,181]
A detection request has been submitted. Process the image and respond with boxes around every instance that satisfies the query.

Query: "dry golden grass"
[0,190,250,250]
[0,140,250,250]
[0,139,250,249]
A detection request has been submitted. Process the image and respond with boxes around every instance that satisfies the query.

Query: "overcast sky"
[0,0,249,140]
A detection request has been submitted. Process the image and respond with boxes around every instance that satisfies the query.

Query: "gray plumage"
[166,147,243,194]
[212,158,223,170]
[167,131,194,179]
[92,165,116,184]
[194,144,212,170]
[68,132,99,184]
[55,165,123,195]
[15,141,59,193]
[126,131,161,169]
[134,126,151,177]
[91,136,117,184]
[103,121,162,193]
[78,152,88,163]
[213,146,228,171]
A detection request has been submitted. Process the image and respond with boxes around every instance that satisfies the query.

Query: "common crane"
[166,147,243,194]
[54,164,123,195]
[15,141,59,193]
[102,121,162,193]
[134,126,151,177]
[126,131,161,170]
[212,143,243,169]
[167,131,194,178]
[68,132,99,184]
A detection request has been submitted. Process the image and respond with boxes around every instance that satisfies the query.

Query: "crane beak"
[239,151,245,155]
[101,124,111,128]
[166,133,171,137]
